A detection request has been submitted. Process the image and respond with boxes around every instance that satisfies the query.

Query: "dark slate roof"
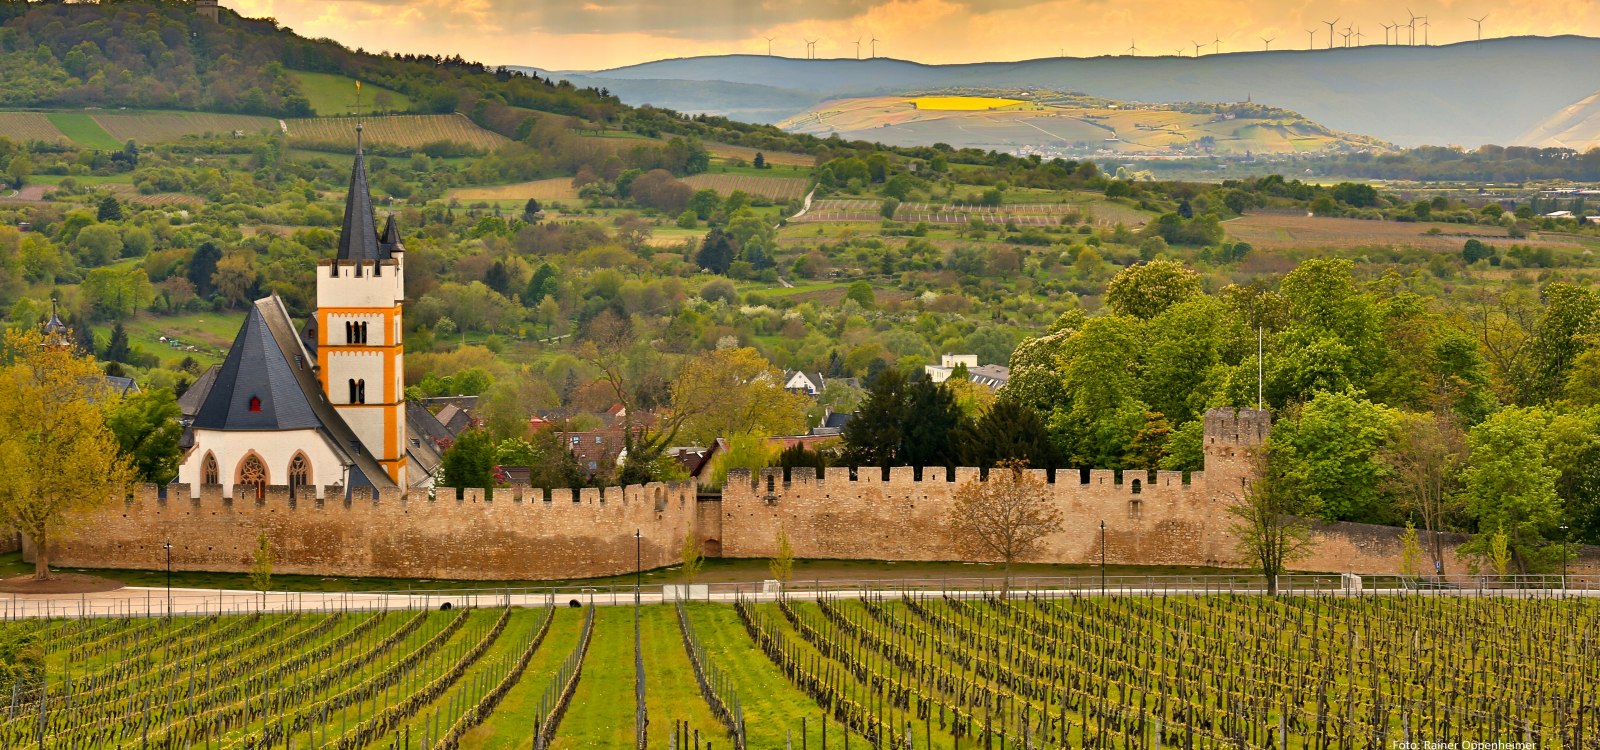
[407,400,453,448]
[193,303,321,431]
[299,316,318,357]
[335,128,390,262]
[177,364,220,419]
[105,376,140,396]
[194,295,397,490]
[378,214,403,256]
[823,411,854,430]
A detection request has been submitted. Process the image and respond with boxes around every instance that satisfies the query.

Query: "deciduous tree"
[1227,446,1315,595]
[0,329,135,580]
[948,460,1062,597]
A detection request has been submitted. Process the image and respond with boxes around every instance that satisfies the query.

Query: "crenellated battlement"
[146,480,695,511]
[1202,406,1272,450]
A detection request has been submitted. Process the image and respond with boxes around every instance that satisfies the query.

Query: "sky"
[226,0,1600,71]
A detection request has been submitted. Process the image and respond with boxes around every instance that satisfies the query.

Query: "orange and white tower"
[316,125,407,486]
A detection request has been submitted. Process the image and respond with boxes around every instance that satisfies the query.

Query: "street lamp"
[163,540,173,618]
[1099,520,1106,597]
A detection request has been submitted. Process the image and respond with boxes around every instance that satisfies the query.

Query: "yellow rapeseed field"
[909,96,1027,110]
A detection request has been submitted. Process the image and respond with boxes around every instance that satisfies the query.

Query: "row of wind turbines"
[1138,10,1492,58]
[767,36,882,59]
[765,10,1496,61]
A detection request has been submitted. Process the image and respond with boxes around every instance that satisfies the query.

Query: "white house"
[924,354,979,384]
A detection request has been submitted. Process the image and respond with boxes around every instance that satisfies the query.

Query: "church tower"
[316,126,407,487]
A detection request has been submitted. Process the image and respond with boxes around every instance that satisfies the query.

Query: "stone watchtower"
[195,0,220,23]
[1201,407,1271,494]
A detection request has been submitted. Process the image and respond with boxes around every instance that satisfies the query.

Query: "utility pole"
[1559,525,1569,595]
[1099,520,1106,596]
[635,529,642,597]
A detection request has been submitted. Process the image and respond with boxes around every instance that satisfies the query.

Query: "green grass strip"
[45,113,121,149]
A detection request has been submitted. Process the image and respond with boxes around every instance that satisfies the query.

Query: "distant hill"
[778,94,1387,155]
[542,37,1600,148]
[1517,89,1600,150]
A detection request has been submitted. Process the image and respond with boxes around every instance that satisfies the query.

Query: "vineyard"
[91,113,278,144]
[284,115,509,152]
[2,591,1595,749]
[683,174,810,201]
[798,199,1151,228]
[0,112,68,143]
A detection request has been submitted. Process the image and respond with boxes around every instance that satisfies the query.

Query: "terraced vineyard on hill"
[1,592,1594,749]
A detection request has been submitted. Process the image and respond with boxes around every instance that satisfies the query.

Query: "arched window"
[348,379,358,403]
[357,379,366,404]
[344,321,353,343]
[288,452,311,498]
[201,452,219,485]
[238,453,267,501]
[358,322,369,344]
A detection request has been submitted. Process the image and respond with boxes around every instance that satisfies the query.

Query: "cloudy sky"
[227,0,1599,71]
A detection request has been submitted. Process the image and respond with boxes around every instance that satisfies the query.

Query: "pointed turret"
[42,297,70,347]
[336,125,387,262]
[378,214,403,256]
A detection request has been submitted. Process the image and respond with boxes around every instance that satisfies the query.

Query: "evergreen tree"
[69,316,96,356]
[525,263,559,305]
[102,321,131,364]
[843,368,909,469]
[484,259,511,296]
[959,399,1059,469]
[901,378,967,469]
[753,152,766,169]
[96,195,122,222]
[522,198,542,222]
[695,228,736,275]
[187,241,222,298]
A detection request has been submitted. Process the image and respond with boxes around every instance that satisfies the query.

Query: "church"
[176,127,423,499]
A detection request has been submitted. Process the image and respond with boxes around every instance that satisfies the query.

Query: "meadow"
[2,592,1594,748]
[291,71,414,116]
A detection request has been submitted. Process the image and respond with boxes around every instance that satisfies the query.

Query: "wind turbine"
[1380,23,1393,46]
[1353,27,1364,46]
[804,38,817,59]
[764,36,775,56]
[1193,40,1204,57]
[1469,14,1488,41]
[1212,33,1222,55]
[1306,29,1316,50]
[1261,36,1274,51]
[1324,18,1340,49]
[1173,47,1186,57]
[1339,27,1352,48]
[1406,10,1417,45]
[1420,16,1430,45]
[870,36,880,58]
[854,37,861,59]
[1127,39,1139,56]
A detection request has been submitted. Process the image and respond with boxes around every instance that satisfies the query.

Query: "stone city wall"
[36,481,697,581]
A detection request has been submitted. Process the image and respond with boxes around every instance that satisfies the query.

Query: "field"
[704,142,816,167]
[799,196,1155,228]
[777,96,1382,155]
[285,114,509,151]
[683,173,809,201]
[44,112,121,149]
[2,592,1595,748]
[92,112,278,143]
[1226,212,1598,252]
[910,96,1031,110]
[0,112,67,142]
[448,177,581,203]
[290,71,413,116]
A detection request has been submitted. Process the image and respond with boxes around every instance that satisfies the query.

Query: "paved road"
[3,581,1593,620]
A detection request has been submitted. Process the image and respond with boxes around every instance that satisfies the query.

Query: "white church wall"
[324,312,389,346]
[336,407,390,464]
[316,262,404,308]
[178,429,346,499]
[328,350,388,404]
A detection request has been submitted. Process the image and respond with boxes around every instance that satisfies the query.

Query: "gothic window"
[348,379,358,403]
[289,453,311,497]
[359,322,369,344]
[201,452,218,485]
[357,379,367,404]
[344,321,352,343]
[238,453,267,501]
